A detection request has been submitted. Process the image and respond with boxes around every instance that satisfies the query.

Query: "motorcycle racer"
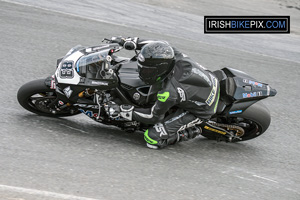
[106,37,228,149]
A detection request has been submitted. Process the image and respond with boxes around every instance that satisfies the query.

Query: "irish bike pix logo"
[204,16,290,34]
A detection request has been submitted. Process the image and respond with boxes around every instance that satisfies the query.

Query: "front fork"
[44,75,77,114]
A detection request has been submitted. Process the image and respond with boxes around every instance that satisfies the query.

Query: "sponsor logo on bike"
[91,81,109,86]
[242,91,263,98]
[229,110,243,115]
[204,125,226,135]
[78,109,98,118]
[50,75,56,89]
[243,79,263,87]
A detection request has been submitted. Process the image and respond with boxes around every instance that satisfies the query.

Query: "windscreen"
[76,50,109,79]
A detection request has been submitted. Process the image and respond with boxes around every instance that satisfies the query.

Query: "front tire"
[17,79,79,117]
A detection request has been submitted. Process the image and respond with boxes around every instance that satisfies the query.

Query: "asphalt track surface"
[0,0,300,199]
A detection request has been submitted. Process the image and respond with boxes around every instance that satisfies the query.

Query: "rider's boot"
[145,126,202,149]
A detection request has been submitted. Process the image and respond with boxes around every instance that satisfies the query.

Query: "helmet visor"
[138,63,158,78]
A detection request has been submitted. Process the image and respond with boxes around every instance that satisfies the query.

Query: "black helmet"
[137,42,175,85]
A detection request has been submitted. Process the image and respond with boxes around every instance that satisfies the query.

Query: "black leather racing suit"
[130,39,220,147]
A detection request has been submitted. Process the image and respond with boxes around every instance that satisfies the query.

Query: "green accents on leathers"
[214,87,220,113]
[144,130,158,144]
[157,92,170,102]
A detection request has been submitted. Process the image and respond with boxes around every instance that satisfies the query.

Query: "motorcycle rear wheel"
[17,79,80,117]
[201,102,271,142]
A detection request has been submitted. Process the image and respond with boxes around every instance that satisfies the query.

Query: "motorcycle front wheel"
[17,79,80,117]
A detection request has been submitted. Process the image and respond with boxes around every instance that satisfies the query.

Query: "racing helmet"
[137,42,175,85]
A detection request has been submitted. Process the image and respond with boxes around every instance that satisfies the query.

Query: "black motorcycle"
[17,43,277,142]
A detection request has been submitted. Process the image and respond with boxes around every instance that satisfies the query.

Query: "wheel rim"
[232,117,262,140]
[26,92,74,115]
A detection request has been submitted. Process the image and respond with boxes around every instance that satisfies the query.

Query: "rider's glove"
[123,37,138,50]
[120,105,134,121]
[110,36,126,46]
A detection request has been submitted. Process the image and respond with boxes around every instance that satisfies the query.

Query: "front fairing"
[55,44,118,85]
[55,49,84,85]
[54,44,120,102]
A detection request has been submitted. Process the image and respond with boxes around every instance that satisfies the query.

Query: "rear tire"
[202,102,271,142]
[236,102,271,141]
[17,79,79,117]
